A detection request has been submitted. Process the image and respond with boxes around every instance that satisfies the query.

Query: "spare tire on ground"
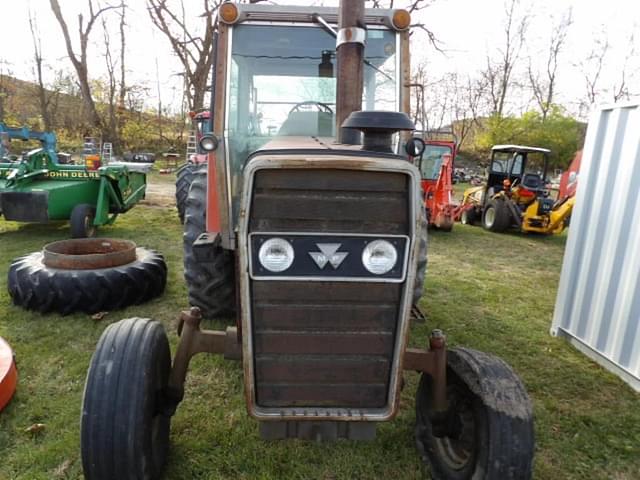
[7,238,167,315]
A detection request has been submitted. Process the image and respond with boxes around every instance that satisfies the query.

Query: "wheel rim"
[461,211,468,224]
[434,386,477,470]
[484,207,495,228]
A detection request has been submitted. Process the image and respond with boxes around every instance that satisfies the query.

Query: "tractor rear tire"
[183,171,236,318]
[70,204,97,238]
[81,318,172,480]
[413,203,428,305]
[176,162,205,224]
[482,199,510,232]
[415,348,534,480]
[7,248,166,315]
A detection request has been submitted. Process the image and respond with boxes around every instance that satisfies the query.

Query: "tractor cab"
[486,145,550,203]
[187,110,213,163]
[415,131,458,230]
[221,8,402,224]
[192,110,211,145]
[458,144,574,235]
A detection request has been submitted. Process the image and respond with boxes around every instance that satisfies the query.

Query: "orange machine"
[418,138,457,231]
[0,336,17,411]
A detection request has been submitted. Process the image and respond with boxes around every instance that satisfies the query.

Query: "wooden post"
[336,0,365,144]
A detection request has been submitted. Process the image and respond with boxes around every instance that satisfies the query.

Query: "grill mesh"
[249,168,409,409]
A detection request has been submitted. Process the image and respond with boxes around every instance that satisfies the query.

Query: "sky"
[0,0,638,120]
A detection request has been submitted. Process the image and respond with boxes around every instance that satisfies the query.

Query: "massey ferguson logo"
[309,243,348,269]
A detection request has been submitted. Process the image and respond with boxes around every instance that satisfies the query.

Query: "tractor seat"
[522,173,543,191]
[278,111,335,137]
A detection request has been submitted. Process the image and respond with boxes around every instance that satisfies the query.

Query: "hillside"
[0,74,188,154]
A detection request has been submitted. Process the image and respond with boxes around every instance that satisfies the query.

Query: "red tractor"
[80,3,534,479]
[415,132,457,231]
[175,109,211,223]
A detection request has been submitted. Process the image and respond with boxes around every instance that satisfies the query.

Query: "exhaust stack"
[335,0,365,145]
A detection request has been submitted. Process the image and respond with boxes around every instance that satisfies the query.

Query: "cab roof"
[492,145,551,154]
[229,3,398,28]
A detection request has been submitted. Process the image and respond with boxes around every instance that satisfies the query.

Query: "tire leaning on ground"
[183,170,236,318]
[175,162,205,224]
[415,347,535,480]
[70,203,97,238]
[7,247,166,315]
[482,199,510,232]
[81,317,172,480]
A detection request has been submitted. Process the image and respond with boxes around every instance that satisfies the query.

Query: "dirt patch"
[142,180,175,208]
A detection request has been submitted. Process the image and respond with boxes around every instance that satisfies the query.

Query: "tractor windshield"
[420,144,453,180]
[225,23,398,219]
[491,151,548,180]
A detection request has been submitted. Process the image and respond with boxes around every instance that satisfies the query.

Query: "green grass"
[0,190,639,479]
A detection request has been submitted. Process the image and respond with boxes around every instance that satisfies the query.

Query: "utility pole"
[335,0,365,144]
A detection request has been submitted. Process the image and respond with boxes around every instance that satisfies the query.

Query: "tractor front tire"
[81,318,172,480]
[70,204,97,238]
[175,162,205,224]
[482,199,510,232]
[183,171,236,318]
[8,248,166,315]
[415,348,534,480]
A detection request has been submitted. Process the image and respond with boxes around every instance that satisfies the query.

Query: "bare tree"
[482,0,529,117]
[370,0,442,50]
[451,75,487,148]
[612,29,637,102]
[528,9,572,120]
[409,63,427,128]
[369,0,432,11]
[578,35,609,112]
[28,10,57,131]
[101,16,119,148]
[118,4,127,110]
[50,0,120,132]
[147,0,221,111]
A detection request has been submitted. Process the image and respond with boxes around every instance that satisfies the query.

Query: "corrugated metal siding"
[551,103,640,392]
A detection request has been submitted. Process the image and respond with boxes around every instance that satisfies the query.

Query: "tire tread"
[7,249,167,315]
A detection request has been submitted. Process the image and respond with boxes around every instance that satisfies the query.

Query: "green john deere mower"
[0,147,146,237]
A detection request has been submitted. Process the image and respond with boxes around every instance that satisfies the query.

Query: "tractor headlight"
[362,240,397,275]
[258,238,294,272]
[198,134,218,152]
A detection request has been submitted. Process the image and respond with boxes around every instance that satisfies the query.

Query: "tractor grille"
[248,168,410,409]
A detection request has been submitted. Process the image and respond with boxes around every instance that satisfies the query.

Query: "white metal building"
[551,103,640,392]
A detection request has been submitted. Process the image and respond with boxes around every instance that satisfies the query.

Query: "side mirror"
[198,134,219,152]
[405,137,425,158]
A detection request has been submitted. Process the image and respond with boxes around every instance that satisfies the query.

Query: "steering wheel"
[289,101,334,115]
